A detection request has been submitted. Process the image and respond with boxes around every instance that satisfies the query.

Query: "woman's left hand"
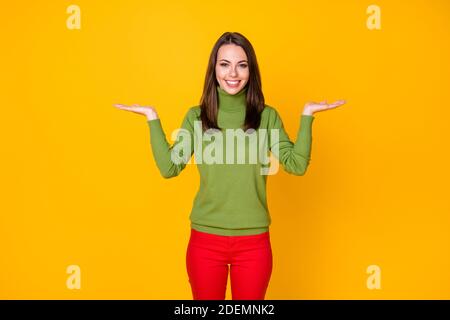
[302,99,346,116]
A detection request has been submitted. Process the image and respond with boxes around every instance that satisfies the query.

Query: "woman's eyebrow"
[219,59,248,63]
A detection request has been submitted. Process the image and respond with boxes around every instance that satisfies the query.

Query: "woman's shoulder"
[186,105,277,116]
[260,104,285,129]
[189,105,201,113]
[184,104,280,122]
[184,105,201,119]
[261,104,280,119]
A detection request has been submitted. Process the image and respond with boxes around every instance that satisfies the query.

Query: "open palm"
[113,103,159,121]
[305,100,346,114]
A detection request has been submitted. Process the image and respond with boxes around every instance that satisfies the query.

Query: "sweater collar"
[216,84,247,113]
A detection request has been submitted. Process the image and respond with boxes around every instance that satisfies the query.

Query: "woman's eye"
[219,63,247,68]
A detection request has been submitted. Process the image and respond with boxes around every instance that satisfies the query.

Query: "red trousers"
[186,228,273,300]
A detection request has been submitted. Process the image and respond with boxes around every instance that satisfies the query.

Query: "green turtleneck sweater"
[147,85,315,236]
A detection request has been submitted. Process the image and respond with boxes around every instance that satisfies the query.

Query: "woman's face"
[215,44,249,95]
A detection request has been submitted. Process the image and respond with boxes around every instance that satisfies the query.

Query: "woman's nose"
[229,66,238,77]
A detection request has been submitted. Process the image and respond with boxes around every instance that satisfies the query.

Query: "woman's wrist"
[302,107,314,116]
[146,113,159,121]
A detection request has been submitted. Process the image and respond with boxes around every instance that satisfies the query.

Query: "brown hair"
[199,32,265,132]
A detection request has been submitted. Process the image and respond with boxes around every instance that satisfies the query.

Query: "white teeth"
[226,80,240,85]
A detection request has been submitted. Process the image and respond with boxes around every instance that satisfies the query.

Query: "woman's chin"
[222,83,244,94]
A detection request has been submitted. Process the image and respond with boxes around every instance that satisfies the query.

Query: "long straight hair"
[199,32,265,132]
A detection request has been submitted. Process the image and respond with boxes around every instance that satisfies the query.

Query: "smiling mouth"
[225,80,241,87]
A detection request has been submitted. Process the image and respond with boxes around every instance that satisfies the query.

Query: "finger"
[330,100,345,106]
[114,104,134,110]
[328,102,344,108]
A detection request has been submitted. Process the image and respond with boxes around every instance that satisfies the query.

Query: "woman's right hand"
[113,103,159,121]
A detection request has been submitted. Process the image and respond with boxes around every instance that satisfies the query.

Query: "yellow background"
[1,0,449,299]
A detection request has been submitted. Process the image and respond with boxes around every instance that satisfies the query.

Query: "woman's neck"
[216,85,247,113]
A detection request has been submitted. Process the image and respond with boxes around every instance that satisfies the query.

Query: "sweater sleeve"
[147,108,195,178]
[269,108,315,176]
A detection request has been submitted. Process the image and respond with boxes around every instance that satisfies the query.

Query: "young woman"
[114,32,345,300]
